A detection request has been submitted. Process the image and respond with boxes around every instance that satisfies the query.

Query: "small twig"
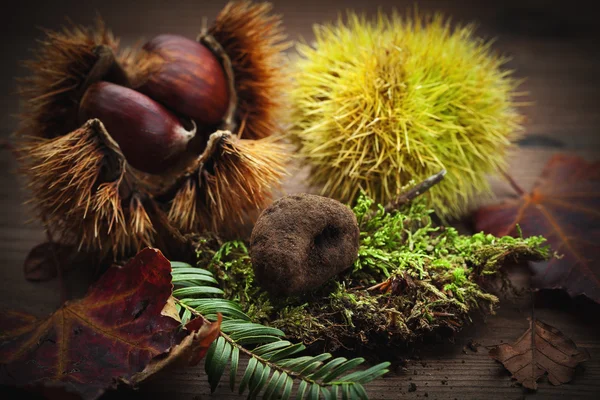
[365,169,447,221]
[432,312,455,317]
[384,169,447,213]
[501,169,525,196]
[366,280,390,291]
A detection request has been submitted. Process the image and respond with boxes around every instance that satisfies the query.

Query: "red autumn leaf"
[23,242,82,281]
[0,248,220,399]
[489,319,589,390]
[475,154,600,302]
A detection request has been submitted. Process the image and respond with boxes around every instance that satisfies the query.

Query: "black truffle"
[250,193,359,296]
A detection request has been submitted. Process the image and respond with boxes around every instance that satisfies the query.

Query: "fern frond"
[171,261,390,399]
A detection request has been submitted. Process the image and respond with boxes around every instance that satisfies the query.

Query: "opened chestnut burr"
[16,1,290,259]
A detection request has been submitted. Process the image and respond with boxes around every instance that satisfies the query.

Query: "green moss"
[195,192,549,348]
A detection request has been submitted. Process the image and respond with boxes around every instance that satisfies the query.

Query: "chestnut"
[136,34,229,127]
[16,1,290,259]
[79,81,196,174]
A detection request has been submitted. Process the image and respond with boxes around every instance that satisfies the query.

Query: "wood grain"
[1,0,599,399]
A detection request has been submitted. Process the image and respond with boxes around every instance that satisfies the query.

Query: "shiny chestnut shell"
[79,81,195,174]
[137,34,229,126]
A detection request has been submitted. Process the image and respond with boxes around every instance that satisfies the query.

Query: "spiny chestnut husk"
[291,12,523,218]
[15,1,290,259]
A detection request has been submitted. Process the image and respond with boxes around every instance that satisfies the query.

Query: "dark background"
[1,1,599,399]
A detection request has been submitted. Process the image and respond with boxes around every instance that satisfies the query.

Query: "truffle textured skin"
[250,194,359,296]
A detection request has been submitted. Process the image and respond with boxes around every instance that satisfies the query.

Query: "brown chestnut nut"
[136,34,229,126]
[79,81,196,174]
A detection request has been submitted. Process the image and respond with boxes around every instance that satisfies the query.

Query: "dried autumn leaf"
[131,314,223,384]
[183,314,223,366]
[0,248,220,399]
[475,154,600,302]
[23,242,77,281]
[489,319,589,389]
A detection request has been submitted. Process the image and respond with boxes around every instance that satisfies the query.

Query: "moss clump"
[195,193,548,349]
[290,12,523,218]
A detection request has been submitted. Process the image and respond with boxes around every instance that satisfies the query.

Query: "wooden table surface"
[1,1,599,399]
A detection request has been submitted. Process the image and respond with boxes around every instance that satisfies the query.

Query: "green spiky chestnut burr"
[291,12,523,218]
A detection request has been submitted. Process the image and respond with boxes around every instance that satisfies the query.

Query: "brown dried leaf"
[489,319,589,390]
[132,314,223,384]
[475,154,600,302]
[1,248,220,399]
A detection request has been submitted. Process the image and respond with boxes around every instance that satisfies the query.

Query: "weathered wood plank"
[1,0,599,399]
[122,298,600,400]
